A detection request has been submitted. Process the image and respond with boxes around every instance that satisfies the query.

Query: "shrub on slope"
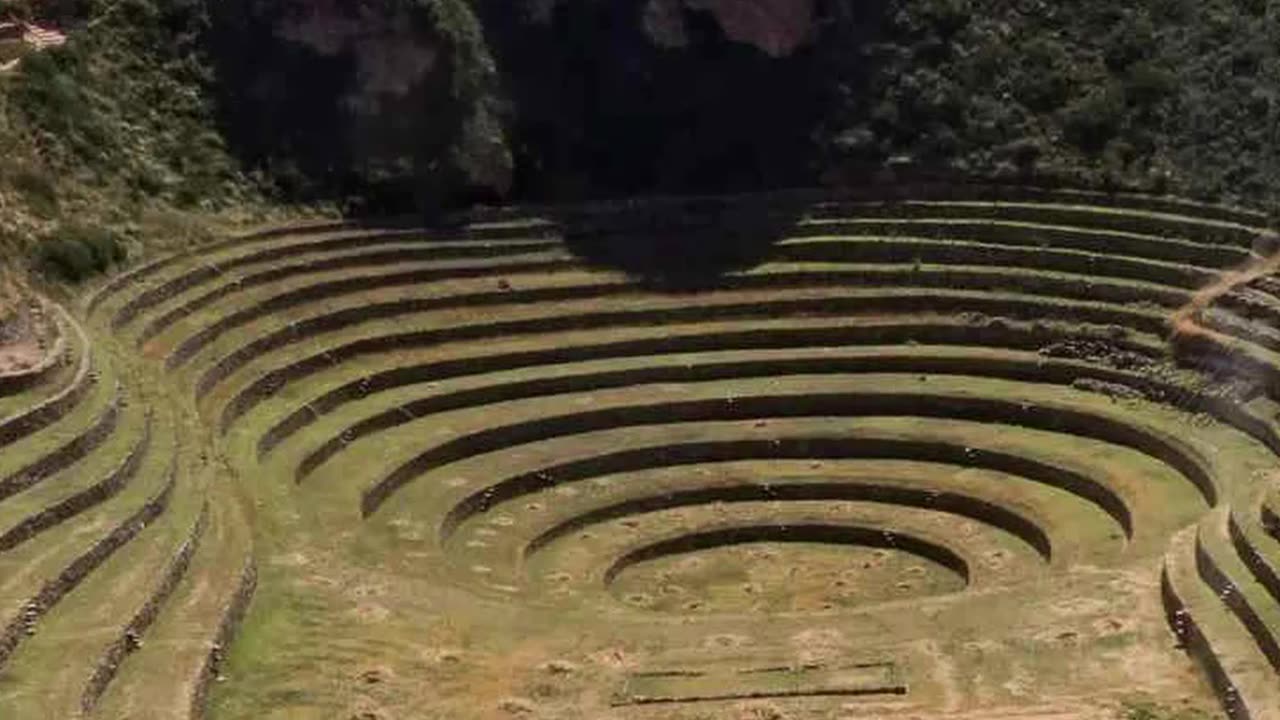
[0,0,296,281]
[813,0,1280,209]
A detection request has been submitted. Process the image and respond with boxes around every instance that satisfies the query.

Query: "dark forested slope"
[1,0,1277,276]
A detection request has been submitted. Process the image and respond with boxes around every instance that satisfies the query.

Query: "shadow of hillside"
[550,194,807,290]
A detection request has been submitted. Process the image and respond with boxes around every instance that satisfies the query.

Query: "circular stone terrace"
[2,185,1280,719]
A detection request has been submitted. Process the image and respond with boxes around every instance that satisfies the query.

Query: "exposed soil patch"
[0,334,45,375]
[0,286,51,375]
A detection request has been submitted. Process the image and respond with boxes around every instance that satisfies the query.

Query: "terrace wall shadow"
[1161,564,1248,720]
[1194,530,1280,673]
[1228,511,1280,605]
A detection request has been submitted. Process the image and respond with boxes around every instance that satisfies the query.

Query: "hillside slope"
[0,0,1277,282]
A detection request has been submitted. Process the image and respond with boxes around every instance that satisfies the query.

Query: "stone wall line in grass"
[132,238,561,345]
[1194,514,1280,673]
[137,221,1208,353]
[1228,507,1280,608]
[84,221,357,318]
[455,184,1266,235]
[776,237,1208,291]
[182,251,1192,391]
[213,291,1170,433]
[1263,504,1280,543]
[0,306,93,450]
[785,219,1247,269]
[80,499,209,714]
[367,390,1211,522]
[0,461,176,671]
[1170,332,1280,408]
[0,411,151,552]
[169,257,577,371]
[115,231,550,334]
[258,318,1169,458]
[521,480,1054,563]
[1162,542,1252,720]
[506,187,1263,247]
[106,229,433,330]
[429,434,1135,545]
[0,383,121,503]
[805,200,1261,249]
[291,350,1181,484]
[189,555,257,720]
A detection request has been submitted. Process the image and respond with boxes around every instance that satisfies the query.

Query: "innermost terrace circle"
[603,524,970,614]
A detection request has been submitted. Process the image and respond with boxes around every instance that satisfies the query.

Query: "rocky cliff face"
[650,0,816,57]
[207,0,509,209]
[473,0,829,200]
[544,0,817,57]
[278,3,439,98]
[273,1,441,173]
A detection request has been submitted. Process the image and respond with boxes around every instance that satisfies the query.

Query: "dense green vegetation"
[816,0,1280,205]
[0,0,1278,280]
[0,0,301,282]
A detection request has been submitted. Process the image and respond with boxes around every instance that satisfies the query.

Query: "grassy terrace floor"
[3,187,1280,719]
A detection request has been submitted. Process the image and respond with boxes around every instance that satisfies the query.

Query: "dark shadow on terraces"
[555,194,805,290]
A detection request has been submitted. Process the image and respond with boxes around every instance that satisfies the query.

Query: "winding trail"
[1171,231,1280,340]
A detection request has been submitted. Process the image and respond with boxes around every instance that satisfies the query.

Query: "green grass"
[0,350,114,483]
[1120,700,1220,720]
[0,393,147,541]
[0,407,189,719]
[4,195,1279,718]
[1162,527,1280,718]
[92,485,245,720]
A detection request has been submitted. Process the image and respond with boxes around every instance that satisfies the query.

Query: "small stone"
[434,649,463,664]
[498,696,536,715]
[541,659,577,675]
[740,702,788,720]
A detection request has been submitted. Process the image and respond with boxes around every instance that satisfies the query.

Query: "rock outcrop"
[208,0,511,204]
[579,0,818,56]
[675,0,816,57]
